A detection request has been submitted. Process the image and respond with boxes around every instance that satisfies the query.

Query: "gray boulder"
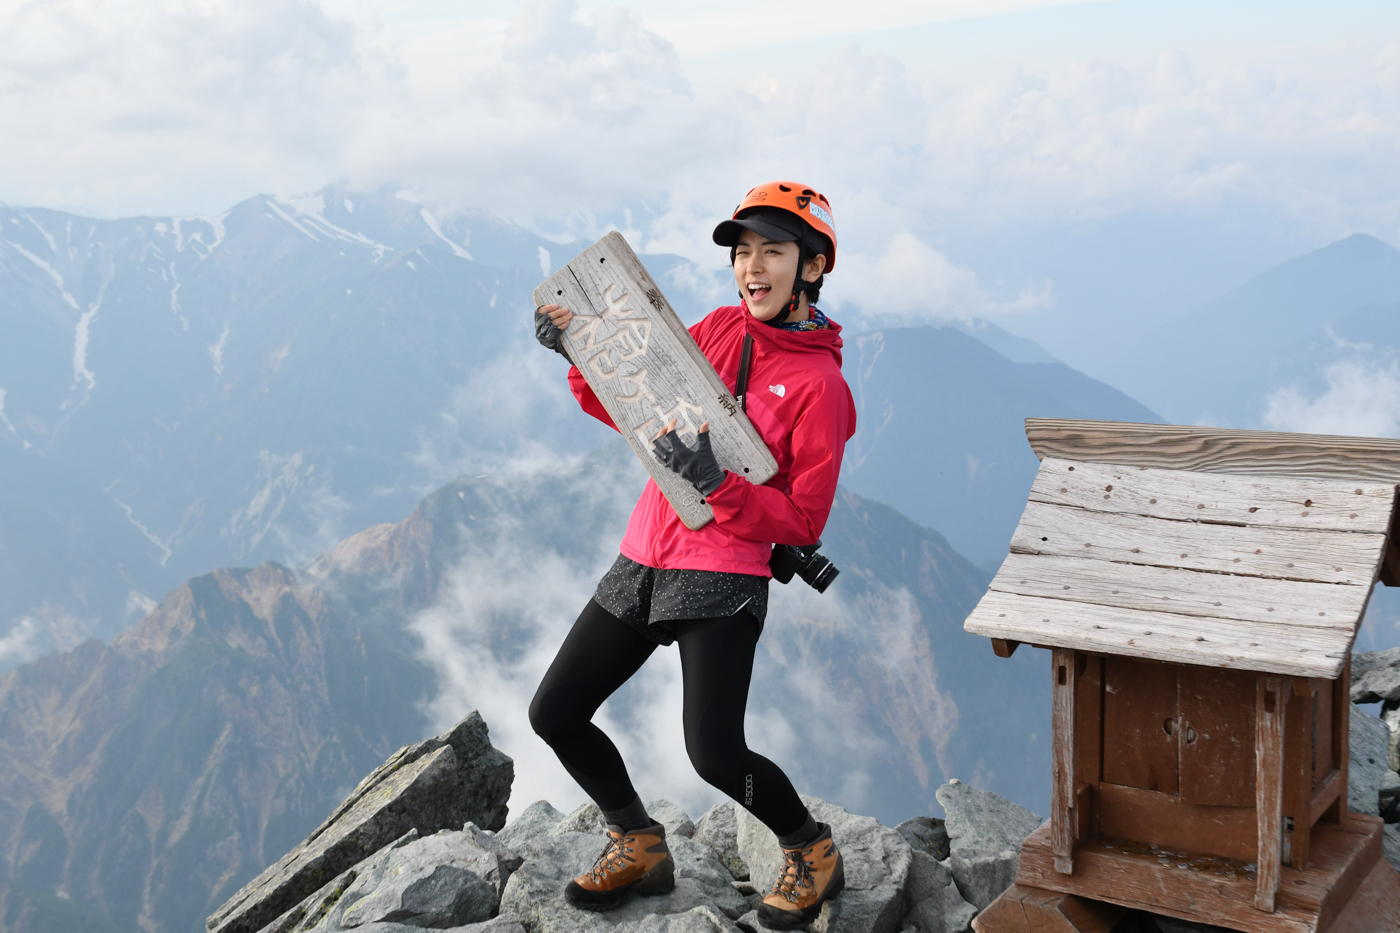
[1386,824,1400,874]
[648,799,697,839]
[935,780,1043,911]
[498,801,570,849]
[1352,648,1400,704]
[260,865,366,933]
[255,824,522,933]
[1383,707,1400,773]
[458,823,526,898]
[807,886,905,933]
[458,921,528,933]
[895,818,949,863]
[208,712,514,933]
[694,802,749,881]
[1382,771,1400,823]
[898,851,975,933]
[1350,704,1389,817]
[552,801,608,837]
[736,796,911,933]
[543,799,694,840]
[495,799,749,932]
[331,828,517,929]
[339,921,525,933]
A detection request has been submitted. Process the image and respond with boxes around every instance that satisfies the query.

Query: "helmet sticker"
[795,195,811,210]
[808,202,834,229]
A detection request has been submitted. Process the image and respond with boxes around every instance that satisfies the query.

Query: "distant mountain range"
[839,325,1159,569]
[0,446,1044,933]
[0,186,1155,660]
[0,188,688,658]
[1109,233,1400,428]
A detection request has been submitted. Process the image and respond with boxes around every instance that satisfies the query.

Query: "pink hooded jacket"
[568,304,857,577]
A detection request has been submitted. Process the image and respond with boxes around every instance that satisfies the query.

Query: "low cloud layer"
[1263,357,1400,438]
[406,455,962,822]
[0,616,38,665]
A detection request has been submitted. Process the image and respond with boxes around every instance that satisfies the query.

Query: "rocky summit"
[208,709,999,933]
[208,713,513,933]
[213,698,1400,933]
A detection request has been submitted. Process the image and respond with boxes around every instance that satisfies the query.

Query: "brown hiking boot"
[564,823,675,911]
[757,822,844,928]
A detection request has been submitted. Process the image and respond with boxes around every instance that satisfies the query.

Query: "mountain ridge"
[0,442,1039,933]
[1113,233,1400,426]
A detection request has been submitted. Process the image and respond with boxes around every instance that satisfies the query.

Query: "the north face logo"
[769,384,785,397]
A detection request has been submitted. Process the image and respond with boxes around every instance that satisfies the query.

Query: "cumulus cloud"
[824,231,1051,327]
[1263,358,1400,437]
[1380,42,1400,94]
[0,616,39,665]
[0,0,383,212]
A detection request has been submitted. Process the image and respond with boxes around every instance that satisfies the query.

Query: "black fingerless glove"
[534,309,570,359]
[652,428,727,496]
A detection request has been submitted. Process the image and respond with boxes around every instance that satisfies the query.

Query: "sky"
[2,0,1399,367]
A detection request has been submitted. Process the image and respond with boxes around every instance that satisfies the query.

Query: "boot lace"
[587,833,635,883]
[769,847,816,904]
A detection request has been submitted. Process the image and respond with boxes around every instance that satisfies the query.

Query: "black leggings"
[528,599,810,838]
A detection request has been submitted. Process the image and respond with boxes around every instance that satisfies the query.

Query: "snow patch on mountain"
[0,388,30,449]
[112,497,174,566]
[9,241,80,309]
[154,215,227,256]
[420,207,473,260]
[264,199,322,242]
[226,452,302,556]
[274,194,393,259]
[72,299,102,392]
[23,213,58,253]
[208,323,230,377]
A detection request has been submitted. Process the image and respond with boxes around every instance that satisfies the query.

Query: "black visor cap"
[712,207,806,248]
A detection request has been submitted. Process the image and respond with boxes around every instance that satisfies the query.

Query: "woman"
[529,181,856,928]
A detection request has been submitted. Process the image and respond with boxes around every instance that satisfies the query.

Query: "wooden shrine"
[965,419,1400,933]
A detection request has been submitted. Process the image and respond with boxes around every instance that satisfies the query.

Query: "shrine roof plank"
[965,450,1399,678]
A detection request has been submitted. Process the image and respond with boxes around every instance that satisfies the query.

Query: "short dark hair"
[729,241,826,305]
[797,243,825,305]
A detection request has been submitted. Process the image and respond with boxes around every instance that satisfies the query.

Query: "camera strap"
[735,334,754,412]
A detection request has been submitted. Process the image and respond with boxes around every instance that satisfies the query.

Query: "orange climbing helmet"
[712,181,837,272]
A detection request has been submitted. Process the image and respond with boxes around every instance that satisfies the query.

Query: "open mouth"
[746,282,772,303]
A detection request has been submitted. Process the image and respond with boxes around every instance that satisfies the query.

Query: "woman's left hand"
[651,420,727,496]
[534,303,573,358]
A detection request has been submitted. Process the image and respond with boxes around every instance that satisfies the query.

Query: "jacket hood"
[730,305,845,368]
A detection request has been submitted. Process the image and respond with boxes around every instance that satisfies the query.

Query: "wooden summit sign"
[534,232,778,530]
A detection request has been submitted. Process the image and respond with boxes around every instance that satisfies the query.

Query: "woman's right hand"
[535,303,574,357]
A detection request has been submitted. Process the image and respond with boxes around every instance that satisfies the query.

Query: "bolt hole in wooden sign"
[534,232,778,530]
